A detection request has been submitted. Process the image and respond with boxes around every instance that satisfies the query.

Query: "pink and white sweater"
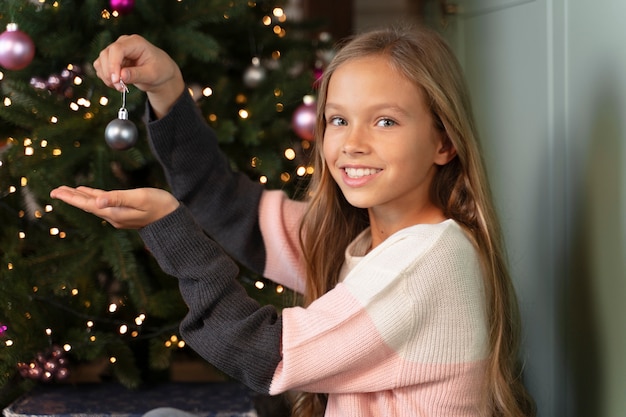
[141,91,490,416]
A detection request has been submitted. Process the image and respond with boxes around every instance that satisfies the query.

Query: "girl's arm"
[51,186,488,407]
[138,205,488,396]
[146,91,267,274]
[145,91,306,289]
[94,34,305,287]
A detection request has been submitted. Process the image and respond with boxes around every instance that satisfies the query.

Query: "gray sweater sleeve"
[139,204,283,394]
[145,91,266,274]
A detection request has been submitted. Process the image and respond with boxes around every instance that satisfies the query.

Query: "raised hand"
[50,186,180,229]
[93,34,186,118]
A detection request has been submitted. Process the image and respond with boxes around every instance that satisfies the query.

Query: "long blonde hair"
[293,26,535,417]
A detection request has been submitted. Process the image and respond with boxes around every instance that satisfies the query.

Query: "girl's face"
[322,55,455,231]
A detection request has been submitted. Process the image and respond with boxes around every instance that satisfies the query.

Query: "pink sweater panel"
[258,190,489,417]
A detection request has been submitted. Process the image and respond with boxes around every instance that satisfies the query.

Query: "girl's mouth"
[344,167,381,179]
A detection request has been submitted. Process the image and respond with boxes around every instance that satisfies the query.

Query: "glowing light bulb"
[284,148,296,160]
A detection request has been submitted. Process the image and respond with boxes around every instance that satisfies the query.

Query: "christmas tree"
[0,0,331,406]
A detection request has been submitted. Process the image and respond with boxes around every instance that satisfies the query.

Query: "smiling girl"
[51,26,535,417]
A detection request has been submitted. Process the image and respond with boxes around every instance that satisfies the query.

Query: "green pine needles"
[0,0,327,404]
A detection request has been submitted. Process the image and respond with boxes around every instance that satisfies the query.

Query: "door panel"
[450,1,562,416]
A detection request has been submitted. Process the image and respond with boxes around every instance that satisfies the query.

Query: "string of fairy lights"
[0,0,324,383]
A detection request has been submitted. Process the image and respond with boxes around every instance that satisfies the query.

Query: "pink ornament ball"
[17,363,29,378]
[27,364,43,380]
[292,101,317,141]
[50,345,64,358]
[30,76,47,90]
[0,24,35,71]
[313,68,324,82]
[55,367,70,381]
[110,0,135,15]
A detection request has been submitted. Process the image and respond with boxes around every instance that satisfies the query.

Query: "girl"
[51,26,535,417]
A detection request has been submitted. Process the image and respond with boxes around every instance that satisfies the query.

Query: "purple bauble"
[47,74,62,91]
[49,345,64,358]
[110,0,135,15]
[30,76,47,89]
[17,363,29,378]
[55,367,70,381]
[43,360,57,373]
[27,364,43,380]
[292,101,317,141]
[0,23,35,71]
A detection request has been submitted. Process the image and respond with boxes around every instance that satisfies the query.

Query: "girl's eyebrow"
[325,102,411,117]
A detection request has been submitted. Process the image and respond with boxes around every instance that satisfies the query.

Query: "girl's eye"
[328,116,347,126]
[376,118,396,127]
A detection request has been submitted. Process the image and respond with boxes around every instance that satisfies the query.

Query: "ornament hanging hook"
[117,80,130,120]
[119,79,129,110]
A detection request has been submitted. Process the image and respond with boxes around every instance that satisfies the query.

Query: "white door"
[440,1,564,416]
[417,0,626,414]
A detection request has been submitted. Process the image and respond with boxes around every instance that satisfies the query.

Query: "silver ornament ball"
[105,108,138,150]
[243,57,267,88]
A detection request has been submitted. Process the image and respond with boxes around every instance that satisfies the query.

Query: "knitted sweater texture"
[140,91,490,416]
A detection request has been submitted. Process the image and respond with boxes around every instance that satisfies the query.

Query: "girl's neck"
[367,205,447,249]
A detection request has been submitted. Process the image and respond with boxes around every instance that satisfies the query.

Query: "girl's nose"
[342,126,369,155]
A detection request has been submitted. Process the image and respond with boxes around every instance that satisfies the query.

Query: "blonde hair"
[293,25,535,417]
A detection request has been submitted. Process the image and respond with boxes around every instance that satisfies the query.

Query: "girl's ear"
[434,134,457,166]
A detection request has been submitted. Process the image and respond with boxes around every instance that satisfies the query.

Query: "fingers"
[50,186,99,213]
[92,35,184,117]
[70,187,135,211]
[51,186,133,228]
[50,186,180,230]
[93,34,148,91]
[94,189,132,210]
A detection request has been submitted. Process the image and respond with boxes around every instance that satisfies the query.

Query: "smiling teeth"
[344,167,380,178]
